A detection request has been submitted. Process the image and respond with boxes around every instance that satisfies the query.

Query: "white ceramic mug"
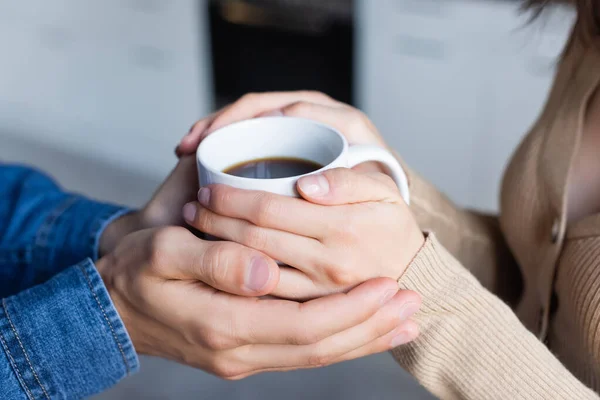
[196,117,410,204]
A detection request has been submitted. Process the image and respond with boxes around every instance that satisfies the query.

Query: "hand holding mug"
[177,91,390,155]
[97,226,420,379]
[195,116,410,203]
[184,167,424,300]
[182,95,423,301]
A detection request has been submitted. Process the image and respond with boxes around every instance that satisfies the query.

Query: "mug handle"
[347,145,410,205]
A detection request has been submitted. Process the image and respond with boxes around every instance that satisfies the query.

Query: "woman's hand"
[176,91,390,156]
[182,167,425,300]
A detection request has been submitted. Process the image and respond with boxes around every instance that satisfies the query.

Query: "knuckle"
[148,227,182,265]
[326,267,357,287]
[347,111,368,129]
[128,272,152,305]
[210,186,232,212]
[240,92,258,103]
[210,357,244,380]
[287,101,312,114]
[242,226,268,250]
[325,168,353,193]
[307,346,334,367]
[203,331,234,351]
[356,110,373,127]
[301,90,332,102]
[341,212,363,243]
[291,326,321,346]
[181,321,206,347]
[253,193,281,226]
[155,226,188,245]
[202,243,232,284]
[323,255,359,287]
[330,210,361,242]
[195,207,214,233]
[376,316,399,338]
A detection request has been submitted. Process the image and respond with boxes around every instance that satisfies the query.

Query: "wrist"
[96,254,146,355]
[98,212,143,258]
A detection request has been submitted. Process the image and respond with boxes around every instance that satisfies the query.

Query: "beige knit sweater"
[391,29,600,399]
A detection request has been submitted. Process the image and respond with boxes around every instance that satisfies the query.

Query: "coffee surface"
[223,157,322,179]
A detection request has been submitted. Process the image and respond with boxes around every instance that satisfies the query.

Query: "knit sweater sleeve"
[392,234,597,400]
[395,153,522,305]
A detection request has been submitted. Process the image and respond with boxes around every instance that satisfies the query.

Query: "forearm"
[0,259,138,399]
[393,235,597,399]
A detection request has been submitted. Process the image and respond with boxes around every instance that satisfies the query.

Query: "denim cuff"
[0,259,139,399]
[34,195,132,268]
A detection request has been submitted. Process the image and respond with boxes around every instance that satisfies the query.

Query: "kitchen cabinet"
[0,0,213,178]
[356,0,574,210]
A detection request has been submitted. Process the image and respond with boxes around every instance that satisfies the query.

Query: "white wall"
[356,0,575,211]
[0,0,213,178]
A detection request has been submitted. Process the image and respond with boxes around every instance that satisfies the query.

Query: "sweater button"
[551,219,560,243]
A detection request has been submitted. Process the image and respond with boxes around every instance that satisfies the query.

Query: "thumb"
[176,109,225,157]
[296,168,401,206]
[167,228,280,297]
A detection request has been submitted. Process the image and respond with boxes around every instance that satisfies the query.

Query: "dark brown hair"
[524,0,600,40]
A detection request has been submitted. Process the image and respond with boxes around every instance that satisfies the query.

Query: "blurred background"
[0,0,575,399]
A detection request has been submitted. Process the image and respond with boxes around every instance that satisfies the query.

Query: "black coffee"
[224,157,322,179]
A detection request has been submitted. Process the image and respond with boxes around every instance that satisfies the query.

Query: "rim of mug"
[196,116,349,183]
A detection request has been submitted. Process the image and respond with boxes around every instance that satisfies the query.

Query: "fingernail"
[198,187,211,207]
[262,110,284,117]
[398,302,420,321]
[380,289,397,305]
[298,174,329,197]
[391,331,412,348]
[183,202,197,222]
[246,257,271,292]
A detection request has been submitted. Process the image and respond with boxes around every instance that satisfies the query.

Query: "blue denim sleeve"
[0,165,140,398]
[0,164,131,297]
[0,259,139,399]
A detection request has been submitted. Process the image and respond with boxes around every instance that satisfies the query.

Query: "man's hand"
[98,156,199,257]
[97,227,420,379]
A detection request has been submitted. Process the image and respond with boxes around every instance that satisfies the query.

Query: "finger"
[326,321,419,368]
[274,266,327,301]
[206,91,340,135]
[280,101,386,147]
[195,185,337,239]
[177,114,214,156]
[229,291,420,372]
[233,321,419,379]
[144,156,198,226]
[185,203,325,276]
[232,322,419,379]
[177,106,230,156]
[187,205,339,301]
[297,168,401,206]
[212,277,402,347]
[156,227,280,296]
